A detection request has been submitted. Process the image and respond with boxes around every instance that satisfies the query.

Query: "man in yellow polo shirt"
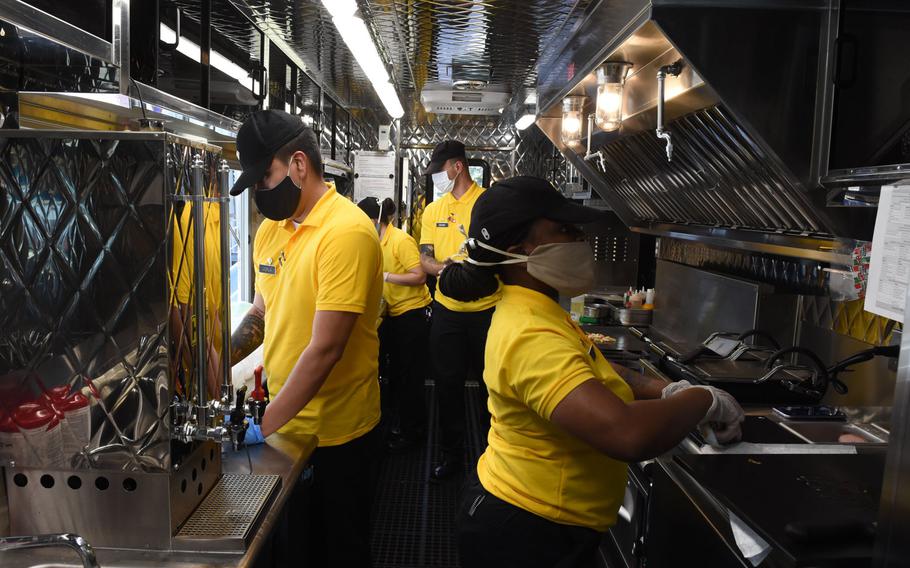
[419,140,500,480]
[228,110,382,567]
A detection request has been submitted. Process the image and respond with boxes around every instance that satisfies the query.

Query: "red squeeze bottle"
[251,366,266,401]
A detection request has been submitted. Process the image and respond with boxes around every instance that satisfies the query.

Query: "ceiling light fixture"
[319,0,404,119]
[160,24,260,94]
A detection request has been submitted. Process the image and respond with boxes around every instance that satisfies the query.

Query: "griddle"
[675,453,885,567]
[581,324,650,361]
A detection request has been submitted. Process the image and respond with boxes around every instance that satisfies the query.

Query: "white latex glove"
[662,380,745,445]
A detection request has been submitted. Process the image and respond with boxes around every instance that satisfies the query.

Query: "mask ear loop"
[455,224,530,267]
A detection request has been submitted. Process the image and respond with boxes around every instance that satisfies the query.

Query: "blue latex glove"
[224,415,266,446]
[245,422,265,445]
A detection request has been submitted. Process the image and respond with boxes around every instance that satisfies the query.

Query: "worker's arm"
[260,310,358,436]
[610,363,669,400]
[419,244,449,276]
[550,380,711,463]
[385,266,427,286]
[229,291,266,365]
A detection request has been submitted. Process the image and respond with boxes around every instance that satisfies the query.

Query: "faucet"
[656,60,683,162]
[0,533,99,568]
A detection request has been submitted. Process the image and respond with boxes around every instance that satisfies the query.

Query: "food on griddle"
[587,332,616,344]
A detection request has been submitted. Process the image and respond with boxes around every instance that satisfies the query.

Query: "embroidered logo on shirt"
[447,212,457,224]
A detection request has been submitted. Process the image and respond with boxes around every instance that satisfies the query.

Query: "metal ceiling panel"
[226,0,384,114]
[360,0,594,119]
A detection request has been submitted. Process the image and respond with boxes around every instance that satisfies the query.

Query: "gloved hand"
[224,415,266,446]
[662,380,745,445]
[244,422,265,445]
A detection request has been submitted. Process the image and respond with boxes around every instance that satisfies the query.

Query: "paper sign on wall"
[353,151,396,203]
[864,185,910,323]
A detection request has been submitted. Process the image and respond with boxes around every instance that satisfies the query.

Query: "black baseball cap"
[467,176,605,259]
[424,140,467,175]
[230,110,306,196]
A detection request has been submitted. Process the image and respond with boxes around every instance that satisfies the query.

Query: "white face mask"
[464,239,597,297]
[432,166,458,194]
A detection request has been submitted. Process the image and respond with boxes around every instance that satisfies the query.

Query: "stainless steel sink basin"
[778,421,888,444]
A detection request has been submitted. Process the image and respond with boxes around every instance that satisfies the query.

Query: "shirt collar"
[499,285,568,321]
[453,181,481,202]
[277,181,337,228]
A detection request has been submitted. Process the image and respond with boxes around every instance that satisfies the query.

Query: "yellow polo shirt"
[381,226,432,317]
[420,182,500,312]
[253,184,382,446]
[478,285,633,532]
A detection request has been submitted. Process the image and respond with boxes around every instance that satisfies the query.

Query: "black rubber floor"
[371,381,488,568]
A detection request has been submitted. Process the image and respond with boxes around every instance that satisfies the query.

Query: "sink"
[778,421,888,444]
[739,415,807,444]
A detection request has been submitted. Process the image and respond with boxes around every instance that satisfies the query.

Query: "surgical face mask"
[465,239,596,297]
[432,165,459,195]
[255,165,301,221]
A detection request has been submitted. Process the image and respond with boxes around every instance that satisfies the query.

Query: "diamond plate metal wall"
[401,119,563,200]
[0,131,224,473]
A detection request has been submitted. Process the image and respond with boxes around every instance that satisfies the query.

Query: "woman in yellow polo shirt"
[438,177,744,567]
[358,197,432,451]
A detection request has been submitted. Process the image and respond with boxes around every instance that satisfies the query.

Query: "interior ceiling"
[202,0,593,123]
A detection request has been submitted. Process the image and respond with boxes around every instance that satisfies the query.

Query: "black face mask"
[254,167,301,221]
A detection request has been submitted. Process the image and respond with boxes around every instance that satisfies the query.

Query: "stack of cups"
[12,402,64,468]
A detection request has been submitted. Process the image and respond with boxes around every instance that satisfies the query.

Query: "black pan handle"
[736,329,781,349]
[765,346,835,392]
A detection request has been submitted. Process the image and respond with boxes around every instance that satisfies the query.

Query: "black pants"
[429,301,494,456]
[302,426,382,568]
[381,305,430,437]
[458,476,602,568]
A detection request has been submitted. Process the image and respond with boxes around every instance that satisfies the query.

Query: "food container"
[58,391,91,465]
[583,303,611,319]
[610,304,653,326]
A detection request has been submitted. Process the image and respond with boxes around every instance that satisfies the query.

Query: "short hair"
[275,127,323,174]
[449,155,468,168]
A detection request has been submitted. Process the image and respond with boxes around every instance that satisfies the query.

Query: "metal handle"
[0,534,99,568]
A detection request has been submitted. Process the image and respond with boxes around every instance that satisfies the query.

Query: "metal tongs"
[677,329,781,364]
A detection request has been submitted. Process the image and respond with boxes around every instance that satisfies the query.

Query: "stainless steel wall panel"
[1,131,225,475]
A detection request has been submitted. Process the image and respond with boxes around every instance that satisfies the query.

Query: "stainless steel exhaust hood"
[535,0,905,261]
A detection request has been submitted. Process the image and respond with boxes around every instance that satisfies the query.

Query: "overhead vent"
[420,81,510,116]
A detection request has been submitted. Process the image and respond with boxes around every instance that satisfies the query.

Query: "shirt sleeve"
[508,329,597,421]
[315,227,381,313]
[419,202,436,248]
[397,233,423,271]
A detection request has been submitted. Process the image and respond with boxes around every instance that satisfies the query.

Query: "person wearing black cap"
[228,110,383,567]
[420,139,499,480]
[441,177,744,567]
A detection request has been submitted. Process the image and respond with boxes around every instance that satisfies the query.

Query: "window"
[227,169,251,304]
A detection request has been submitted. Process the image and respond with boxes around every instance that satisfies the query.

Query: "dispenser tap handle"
[252,365,266,401]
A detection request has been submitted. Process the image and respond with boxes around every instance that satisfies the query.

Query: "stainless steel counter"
[0,433,318,568]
